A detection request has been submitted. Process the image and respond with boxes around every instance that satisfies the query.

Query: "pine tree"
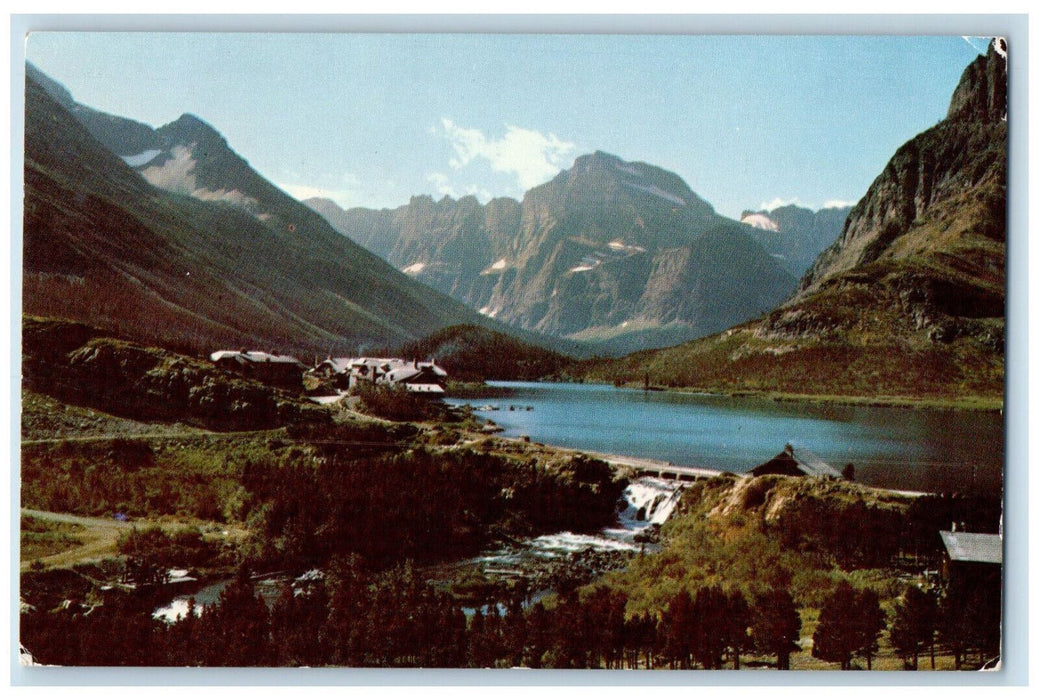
[812,581,860,670]
[852,587,886,670]
[813,582,887,670]
[890,585,937,669]
[689,586,728,669]
[660,590,694,668]
[752,588,801,670]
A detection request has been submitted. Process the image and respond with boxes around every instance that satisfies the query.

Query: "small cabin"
[939,529,1003,589]
[750,444,845,479]
[210,350,306,391]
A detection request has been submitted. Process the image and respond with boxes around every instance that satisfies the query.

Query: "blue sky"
[25,32,985,218]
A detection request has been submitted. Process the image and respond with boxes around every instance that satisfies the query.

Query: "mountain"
[308,151,797,355]
[739,203,852,276]
[22,67,545,358]
[579,41,1007,403]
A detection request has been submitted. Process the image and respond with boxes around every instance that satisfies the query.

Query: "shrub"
[354,382,442,422]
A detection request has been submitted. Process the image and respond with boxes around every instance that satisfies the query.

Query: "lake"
[447,382,1004,498]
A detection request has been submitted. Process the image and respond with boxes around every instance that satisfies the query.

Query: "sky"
[24,32,987,219]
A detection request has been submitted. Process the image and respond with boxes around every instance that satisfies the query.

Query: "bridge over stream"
[586,452,728,483]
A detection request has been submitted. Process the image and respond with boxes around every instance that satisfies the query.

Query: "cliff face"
[312,151,796,355]
[799,42,1007,297]
[578,41,1007,402]
[739,204,852,277]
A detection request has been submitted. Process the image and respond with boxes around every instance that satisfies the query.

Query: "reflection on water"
[448,382,1004,497]
[152,577,287,623]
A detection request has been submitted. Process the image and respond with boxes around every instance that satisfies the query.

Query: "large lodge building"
[210,349,447,395]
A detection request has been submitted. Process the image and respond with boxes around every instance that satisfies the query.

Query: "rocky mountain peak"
[946,39,1008,123]
[798,38,1007,296]
[158,113,227,147]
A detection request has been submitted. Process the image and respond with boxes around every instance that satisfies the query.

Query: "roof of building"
[317,357,355,374]
[940,531,1003,564]
[211,350,304,366]
[385,367,423,383]
[750,444,843,479]
[319,357,447,379]
[406,383,446,394]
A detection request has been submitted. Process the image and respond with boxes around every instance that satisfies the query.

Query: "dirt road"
[19,509,249,572]
[20,509,133,572]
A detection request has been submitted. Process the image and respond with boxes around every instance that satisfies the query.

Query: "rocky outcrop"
[22,318,328,431]
[739,204,852,276]
[312,151,797,354]
[799,41,1007,296]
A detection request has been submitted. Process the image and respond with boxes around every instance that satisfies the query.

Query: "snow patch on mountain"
[140,145,197,195]
[481,258,508,275]
[740,212,780,232]
[402,262,426,275]
[120,149,161,167]
[608,240,647,254]
[622,180,686,206]
[193,187,261,212]
[139,144,263,217]
[613,162,643,177]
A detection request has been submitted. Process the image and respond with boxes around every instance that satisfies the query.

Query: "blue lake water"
[447,382,1004,498]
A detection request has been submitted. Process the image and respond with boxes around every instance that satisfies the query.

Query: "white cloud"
[758,197,806,212]
[821,198,858,209]
[427,172,493,202]
[757,196,858,213]
[427,172,459,199]
[437,118,576,191]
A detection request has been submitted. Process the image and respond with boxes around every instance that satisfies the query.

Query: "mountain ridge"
[23,67,574,359]
[576,40,1007,402]
[738,204,852,277]
[309,151,798,355]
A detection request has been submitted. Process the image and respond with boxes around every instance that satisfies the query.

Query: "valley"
[18,35,1008,672]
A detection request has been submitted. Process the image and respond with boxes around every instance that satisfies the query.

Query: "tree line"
[20,556,998,669]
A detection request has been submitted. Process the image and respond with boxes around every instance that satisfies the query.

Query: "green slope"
[575,45,1007,406]
[22,72,556,358]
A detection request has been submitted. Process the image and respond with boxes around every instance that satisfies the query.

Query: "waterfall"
[604,477,685,543]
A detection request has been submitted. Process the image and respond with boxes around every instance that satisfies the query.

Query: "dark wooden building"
[750,444,845,479]
[210,350,306,391]
[939,529,1002,585]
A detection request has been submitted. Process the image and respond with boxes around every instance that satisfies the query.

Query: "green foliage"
[812,581,887,670]
[117,525,220,569]
[398,325,573,382]
[20,516,84,562]
[890,584,938,669]
[353,382,443,422]
[239,446,623,571]
[751,589,802,670]
[20,436,253,520]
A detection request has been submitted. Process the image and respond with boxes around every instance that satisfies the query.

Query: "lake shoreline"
[486,433,934,499]
[559,380,1003,412]
[453,381,1004,498]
